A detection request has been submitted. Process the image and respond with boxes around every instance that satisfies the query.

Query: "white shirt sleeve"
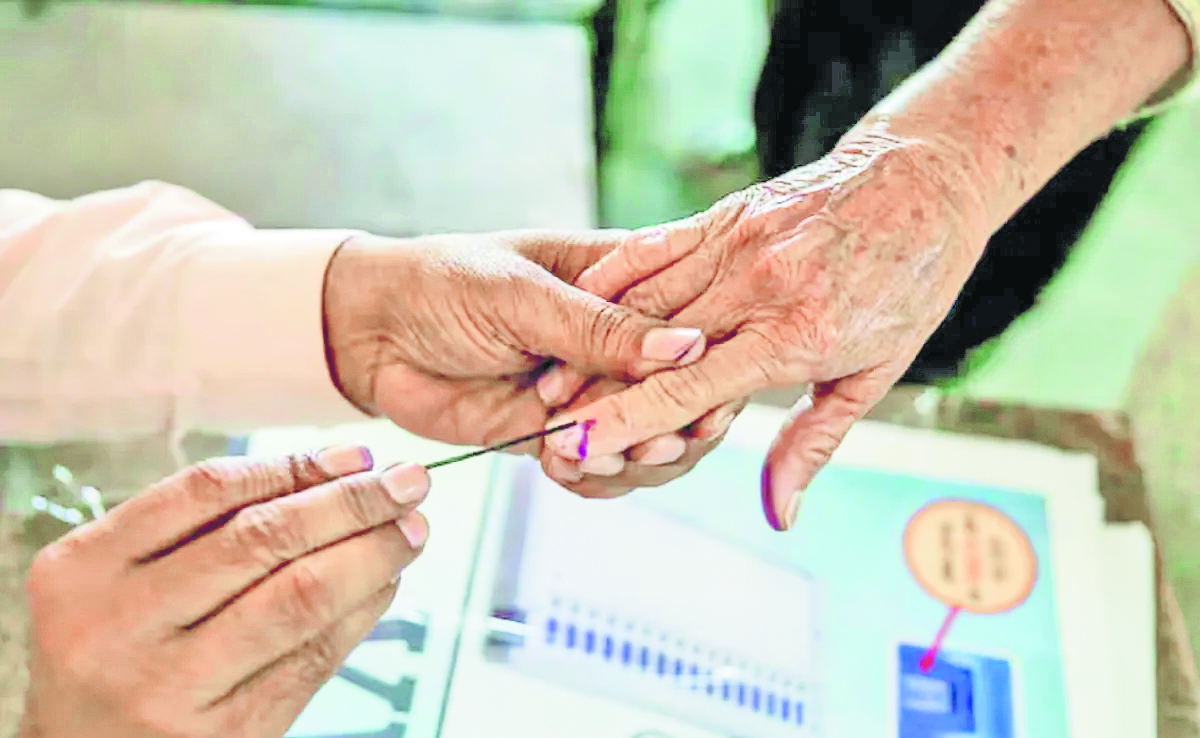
[0,181,370,444]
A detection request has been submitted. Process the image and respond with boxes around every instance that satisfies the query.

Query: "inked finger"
[762,367,899,531]
[545,333,783,460]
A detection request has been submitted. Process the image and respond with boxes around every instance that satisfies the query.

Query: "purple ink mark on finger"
[761,465,785,531]
[578,419,597,460]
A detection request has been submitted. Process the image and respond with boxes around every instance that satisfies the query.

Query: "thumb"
[522,280,708,381]
[761,365,901,532]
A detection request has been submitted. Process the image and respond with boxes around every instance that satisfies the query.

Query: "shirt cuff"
[1131,0,1200,120]
[176,226,372,434]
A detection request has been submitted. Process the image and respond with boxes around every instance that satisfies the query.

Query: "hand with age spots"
[537,123,992,526]
[324,230,735,495]
[536,0,1196,524]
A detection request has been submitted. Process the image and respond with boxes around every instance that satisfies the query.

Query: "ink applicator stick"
[426,419,590,469]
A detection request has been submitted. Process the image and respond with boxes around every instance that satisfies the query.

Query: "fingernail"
[580,453,625,476]
[315,445,374,476]
[634,435,686,466]
[397,512,428,549]
[703,407,737,439]
[536,368,566,406]
[549,456,584,483]
[761,465,787,531]
[546,421,586,460]
[791,393,814,418]
[783,490,804,529]
[381,463,430,505]
[641,328,704,363]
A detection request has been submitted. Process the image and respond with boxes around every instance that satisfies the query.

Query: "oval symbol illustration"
[904,499,1037,614]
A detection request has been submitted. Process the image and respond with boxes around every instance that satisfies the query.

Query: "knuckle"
[177,460,235,500]
[747,351,781,387]
[654,380,701,415]
[584,302,633,355]
[622,282,674,319]
[741,321,816,380]
[297,633,343,684]
[289,452,335,489]
[804,422,846,466]
[604,396,637,434]
[278,561,337,633]
[653,372,713,416]
[228,503,307,569]
[336,478,395,531]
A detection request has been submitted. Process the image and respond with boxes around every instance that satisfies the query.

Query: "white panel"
[485,459,821,737]
[1102,523,1157,738]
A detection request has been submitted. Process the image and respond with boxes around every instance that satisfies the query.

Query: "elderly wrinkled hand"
[20,447,428,738]
[322,230,729,495]
[538,125,990,529]
[535,0,1197,529]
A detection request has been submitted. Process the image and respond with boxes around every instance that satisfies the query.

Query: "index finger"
[574,218,705,299]
[543,335,778,458]
[143,463,429,627]
[106,446,374,562]
[502,228,631,283]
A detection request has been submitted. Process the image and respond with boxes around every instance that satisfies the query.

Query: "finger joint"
[277,561,338,635]
[228,504,308,572]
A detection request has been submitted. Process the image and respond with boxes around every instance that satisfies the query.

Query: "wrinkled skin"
[322,230,734,494]
[20,448,428,738]
[539,124,991,529]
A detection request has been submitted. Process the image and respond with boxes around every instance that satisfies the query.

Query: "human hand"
[321,230,725,493]
[20,447,429,738]
[537,373,748,498]
[538,123,992,529]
